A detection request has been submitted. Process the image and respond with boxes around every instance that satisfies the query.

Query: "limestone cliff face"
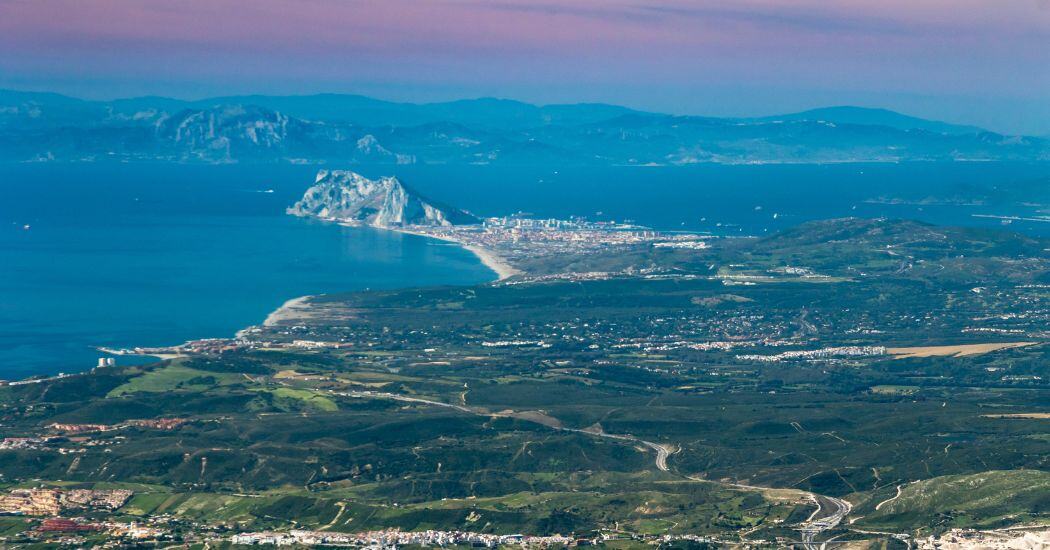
[287,170,477,227]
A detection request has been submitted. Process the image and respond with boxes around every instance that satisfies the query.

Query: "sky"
[1,0,1048,134]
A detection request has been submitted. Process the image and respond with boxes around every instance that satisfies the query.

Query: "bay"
[0,163,494,377]
[1,161,1046,377]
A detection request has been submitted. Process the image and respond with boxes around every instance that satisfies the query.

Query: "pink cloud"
[0,0,1046,132]
[3,0,1045,56]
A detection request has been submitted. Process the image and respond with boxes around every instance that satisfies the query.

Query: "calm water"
[0,164,494,377]
[1,161,1047,377]
[381,162,1050,236]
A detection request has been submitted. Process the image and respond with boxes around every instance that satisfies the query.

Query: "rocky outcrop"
[287,170,477,227]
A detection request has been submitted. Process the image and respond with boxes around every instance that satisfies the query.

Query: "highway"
[335,389,674,471]
[796,494,853,549]
[334,388,849,545]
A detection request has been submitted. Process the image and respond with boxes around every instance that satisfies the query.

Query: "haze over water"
[1,161,1046,377]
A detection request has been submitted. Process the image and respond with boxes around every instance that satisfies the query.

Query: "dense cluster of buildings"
[99,337,243,358]
[736,346,887,363]
[917,528,1049,549]
[0,488,132,516]
[481,340,550,348]
[231,529,576,547]
[653,240,708,249]
[482,216,644,232]
[0,436,58,451]
[46,422,112,434]
[619,338,794,353]
[35,517,101,533]
[0,489,62,516]
[19,519,168,545]
[407,216,705,267]
[227,528,764,548]
[47,417,186,434]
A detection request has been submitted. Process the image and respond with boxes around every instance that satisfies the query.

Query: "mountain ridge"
[750,105,985,135]
[1,89,1048,164]
[0,88,993,134]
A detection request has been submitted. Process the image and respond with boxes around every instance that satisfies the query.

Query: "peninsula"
[286,170,708,282]
[287,170,520,279]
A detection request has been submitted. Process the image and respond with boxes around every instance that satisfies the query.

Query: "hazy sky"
[2,0,1048,134]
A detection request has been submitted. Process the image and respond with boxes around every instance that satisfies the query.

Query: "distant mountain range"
[1,89,1047,165]
[288,170,477,227]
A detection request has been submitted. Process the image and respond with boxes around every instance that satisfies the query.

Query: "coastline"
[339,222,521,282]
[248,223,518,334]
[461,243,521,281]
[229,294,316,338]
[98,348,180,361]
[386,226,521,281]
[67,221,512,377]
[262,295,313,327]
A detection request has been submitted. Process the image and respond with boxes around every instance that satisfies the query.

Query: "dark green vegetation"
[0,218,1046,546]
[856,470,1050,531]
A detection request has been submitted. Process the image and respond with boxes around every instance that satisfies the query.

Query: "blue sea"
[1,161,1047,377]
[0,163,494,378]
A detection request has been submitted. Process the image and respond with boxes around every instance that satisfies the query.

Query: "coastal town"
[4,495,1045,550]
[397,214,709,281]
[230,528,578,547]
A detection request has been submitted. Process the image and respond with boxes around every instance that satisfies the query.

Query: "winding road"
[331,388,848,545]
[336,389,676,469]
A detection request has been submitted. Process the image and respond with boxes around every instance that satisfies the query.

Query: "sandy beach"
[262,295,314,327]
[241,224,519,344]
[96,347,182,360]
[460,243,521,281]
[386,226,522,281]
